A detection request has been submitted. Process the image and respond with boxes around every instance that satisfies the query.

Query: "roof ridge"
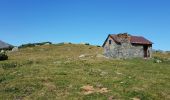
[109,33,152,44]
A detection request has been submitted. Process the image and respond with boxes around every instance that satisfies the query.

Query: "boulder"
[96,54,109,59]
[79,54,85,58]
[12,47,18,52]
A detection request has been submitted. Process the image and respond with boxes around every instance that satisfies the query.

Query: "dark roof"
[102,34,153,47]
[110,34,153,45]
[0,40,13,49]
[130,36,153,44]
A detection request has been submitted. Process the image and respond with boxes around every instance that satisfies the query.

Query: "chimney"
[117,33,130,43]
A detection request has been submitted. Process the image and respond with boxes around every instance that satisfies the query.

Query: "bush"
[0,52,8,61]
[19,43,35,48]
[19,42,52,48]
[85,43,90,45]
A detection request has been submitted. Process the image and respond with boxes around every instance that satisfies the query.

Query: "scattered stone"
[35,45,40,46]
[84,90,95,95]
[120,82,124,84]
[96,54,104,58]
[39,49,45,51]
[128,76,132,79]
[81,85,110,95]
[132,97,141,100]
[1,50,5,53]
[80,42,86,45]
[79,54,95,58]
[63,42,70,44]
[81,85,94,91]
[97,88,109,93]
[96,54,105,58]
[115,72,123,75]
[44,43,50,45]
[81,85,95,95]
[53,61,62,64]
[100,71,108,76]
[155,59,162,63]
[108,96,114,100]
[80,42,90,45]
[96,54,109,59]
[96,83,103,88]
[44,82,56,91]
[64,61,71,64]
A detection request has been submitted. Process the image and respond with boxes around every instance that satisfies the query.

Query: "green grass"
[0,44,170,100]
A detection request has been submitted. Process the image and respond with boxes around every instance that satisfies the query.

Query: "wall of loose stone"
[148,46,152,57]
[103,36,118,57]
[103,36,152,58]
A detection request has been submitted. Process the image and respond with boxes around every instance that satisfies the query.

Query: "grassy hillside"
[0,44,170,100]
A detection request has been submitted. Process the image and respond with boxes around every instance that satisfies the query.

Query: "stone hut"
[102,33,153,58]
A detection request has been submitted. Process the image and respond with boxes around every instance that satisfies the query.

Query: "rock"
[79,54,85,58]
[44,43,50,45]
[79,54,94,58]
[81,85,95,95]
[1,50,5,53]
[168,58,170,61]
[96,54,109,59]
[81,85,94,91]
[96,83,103,88]
[81,85,110,95]
[63,42,70,44]
[35,45,40,46]
[120,82,124,84]
[96,54,105,58]
[80,42,86,45]
[44,82,56,91]
[97,88,109,93]
[12,47,18,52]
[128,76,132,79]
[84,91,95,95]
[115,72,123,75]
[108,96,114,100]
[53,61,62,64]
[132,97,141,100]
[155,59,162,63]
[80,42,90,45]
[100,71,108,76]
[39,49,45,51]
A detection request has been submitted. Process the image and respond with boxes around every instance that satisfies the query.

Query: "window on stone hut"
[109,40,112,44]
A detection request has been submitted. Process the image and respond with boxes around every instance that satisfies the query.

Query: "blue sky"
[0,0,170,50]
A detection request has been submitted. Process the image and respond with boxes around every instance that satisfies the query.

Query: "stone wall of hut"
[103,36,152,58]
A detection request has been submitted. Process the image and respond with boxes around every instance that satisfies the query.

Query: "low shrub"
[153,56,170,64]
[85,43,90,45]
[19,42,52,48]
[1,62,18,69]
[0,52,8,61]
[5,87,20,93]
[19,43,35,48]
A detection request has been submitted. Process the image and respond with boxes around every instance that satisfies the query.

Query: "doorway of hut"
[143,45,148,58]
